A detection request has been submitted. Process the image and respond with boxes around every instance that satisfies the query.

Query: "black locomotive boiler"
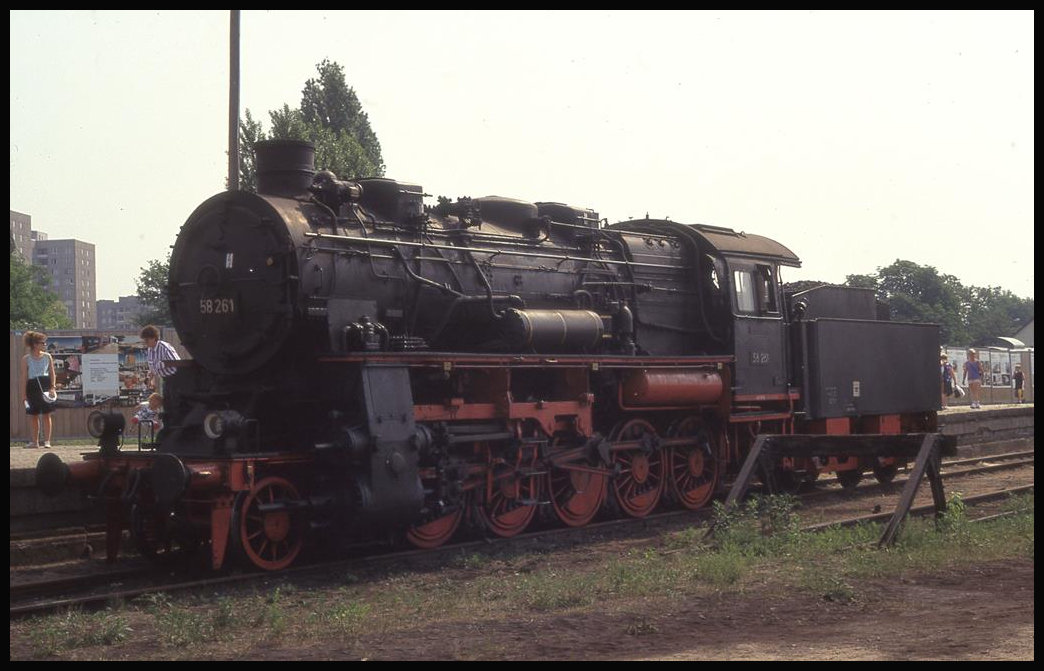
[37,140,941,571]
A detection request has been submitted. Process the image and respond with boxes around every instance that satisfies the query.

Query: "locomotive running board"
[707,433,957,547]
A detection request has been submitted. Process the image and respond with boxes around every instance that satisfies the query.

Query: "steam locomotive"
[37,140,940,571]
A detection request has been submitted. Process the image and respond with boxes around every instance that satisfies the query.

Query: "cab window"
[755,265,777,313]
[733,270,756,313]
[733,264,778,315]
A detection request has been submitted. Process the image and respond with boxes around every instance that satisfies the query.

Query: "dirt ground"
[298,558,1035,661]
[10,555,1034,661]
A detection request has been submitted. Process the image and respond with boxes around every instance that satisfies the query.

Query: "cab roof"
[612,219,801,267]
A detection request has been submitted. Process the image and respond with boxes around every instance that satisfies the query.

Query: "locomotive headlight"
[203,410,245,439]
[87,410,125,439]
[203,412,225,439]
[87,410,126,455]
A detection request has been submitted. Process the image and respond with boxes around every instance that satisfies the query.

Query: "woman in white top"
[22,330,57,448]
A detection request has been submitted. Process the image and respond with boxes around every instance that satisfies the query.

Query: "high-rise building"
[13,209,101,329]
[10,210,33,261]
[33,238,97,329]
[97,295,145,330]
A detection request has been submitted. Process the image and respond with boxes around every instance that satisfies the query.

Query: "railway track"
[803,449,1035,495]
[9,448,1033,548]
[10,453,1033,618]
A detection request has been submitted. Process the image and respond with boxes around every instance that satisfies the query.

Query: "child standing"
[131,393,164,439]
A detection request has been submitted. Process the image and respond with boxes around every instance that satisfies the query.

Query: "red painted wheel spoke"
[478,470,537,538]
[665,416,720,510]
[609,419,664,518]
[547,447,607,528]
[406,491,467,549]
[461,438,540,539]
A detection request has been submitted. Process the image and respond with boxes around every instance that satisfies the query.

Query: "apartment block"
[97,295,145,330]
[10,210,33,261]
[33,238,97,329]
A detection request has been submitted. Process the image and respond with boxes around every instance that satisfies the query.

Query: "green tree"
[10,250,73,330]
[846,260,967,343]
[962,285,1034,346]
[134,254,172,326]
[842,273,878,291]
[844,259,1033,346]
[232,108,265,191]
[300,59,384,174]
[237,59,385,191]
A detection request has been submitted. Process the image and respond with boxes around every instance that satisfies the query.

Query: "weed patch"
[27,608,131,657]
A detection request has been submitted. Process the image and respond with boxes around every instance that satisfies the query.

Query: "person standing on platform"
[1012,364,1026,403]
[140,325,180,395]
[940,353,958,409]
[21,330,57,448]
[962,348,985,409]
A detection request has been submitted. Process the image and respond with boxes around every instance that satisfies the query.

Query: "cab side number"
[750,351,770,365]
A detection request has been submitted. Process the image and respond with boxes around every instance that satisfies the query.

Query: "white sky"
[10,10,1035,301]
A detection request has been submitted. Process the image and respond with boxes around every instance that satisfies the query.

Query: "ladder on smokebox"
[707,433,958,547]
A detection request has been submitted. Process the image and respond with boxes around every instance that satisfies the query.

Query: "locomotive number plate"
[200,297,236,315]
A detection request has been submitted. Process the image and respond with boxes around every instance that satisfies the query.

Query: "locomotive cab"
[682,227,799,399]
[725,258,790,399]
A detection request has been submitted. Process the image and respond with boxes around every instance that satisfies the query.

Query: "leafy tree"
[10,250,73,330]
[300,59,384,174]
[231,108,265,191]
[845,259,1033,346]
[962,285,1034,346]
[144,59,386,326]
[842,273,877,291]
[236,59,385,191]
[845,260,966,343]
[134,254,172,326]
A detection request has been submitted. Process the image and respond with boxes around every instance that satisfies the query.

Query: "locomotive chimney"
[255,139,316,197]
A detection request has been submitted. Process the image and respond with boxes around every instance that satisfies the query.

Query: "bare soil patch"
[234,557,1034,661]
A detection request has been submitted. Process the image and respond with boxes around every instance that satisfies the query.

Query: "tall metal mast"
[228,10,241,191]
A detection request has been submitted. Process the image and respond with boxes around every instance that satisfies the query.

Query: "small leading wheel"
[770,468,804,495]
[474,464,539,538]
[232,476,304,571]
[873,463,899,485]
[608,419,665,518]
[546,438,607,528]
[837,469,863,490]
[130,503,200,565]
[665,417,719,510]
[406,497,467,549]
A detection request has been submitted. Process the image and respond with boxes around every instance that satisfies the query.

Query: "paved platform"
[10,443,100,472]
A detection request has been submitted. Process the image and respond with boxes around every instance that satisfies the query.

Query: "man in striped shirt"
[140,325,180,394]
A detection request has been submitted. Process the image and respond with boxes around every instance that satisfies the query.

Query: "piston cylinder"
[621,368,724,407]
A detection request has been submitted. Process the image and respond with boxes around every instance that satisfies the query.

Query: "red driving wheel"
[608,419,665,518]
